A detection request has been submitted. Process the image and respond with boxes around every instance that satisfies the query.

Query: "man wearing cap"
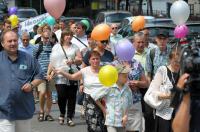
[145,29,171,132]
[146,29,171,82]
[91,64,133,132]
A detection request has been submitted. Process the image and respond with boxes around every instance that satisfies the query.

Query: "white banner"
[19,13,50,33]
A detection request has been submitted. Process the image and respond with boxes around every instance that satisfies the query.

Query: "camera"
[180,34,200,99]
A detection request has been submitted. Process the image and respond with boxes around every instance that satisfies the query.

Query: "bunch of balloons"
[170,0,190,38]
[44,0,66,19]
[8,7,19,28]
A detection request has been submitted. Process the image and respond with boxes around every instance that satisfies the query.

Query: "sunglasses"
[112,27,118,30]
[100,40,109,45]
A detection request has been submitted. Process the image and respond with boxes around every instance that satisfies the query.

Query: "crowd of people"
[0,17,193,132]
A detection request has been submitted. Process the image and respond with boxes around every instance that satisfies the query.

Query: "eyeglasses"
[22,39,29,41]
[112,27,118,30]
[100,40,108,45]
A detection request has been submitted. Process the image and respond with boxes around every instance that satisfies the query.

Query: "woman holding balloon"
[54,50,108,132]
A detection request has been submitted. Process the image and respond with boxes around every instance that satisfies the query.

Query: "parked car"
[118,23,175,43]
[186,22,200,41]
[60,16,93,33]
[120,16,155,27]
[95,11,132,25]
[16,7,38,22]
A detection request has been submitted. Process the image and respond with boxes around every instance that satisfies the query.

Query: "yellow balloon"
[9,15,19,27]
[98,65,118,87]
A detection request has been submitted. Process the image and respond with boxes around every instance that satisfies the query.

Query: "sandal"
[45,114,54,121]
[58,116,64,125]
[38,112,44,122]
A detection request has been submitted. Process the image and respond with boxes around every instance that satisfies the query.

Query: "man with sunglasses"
[109,24,123,55]
[33,30,55,122]
[18,32,34,56]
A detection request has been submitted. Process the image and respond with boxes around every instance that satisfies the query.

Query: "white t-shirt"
[50,43,79,84]
[71,35,88,51]
[81,66,106,95]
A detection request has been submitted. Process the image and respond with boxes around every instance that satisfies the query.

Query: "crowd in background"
[0,17,183,132]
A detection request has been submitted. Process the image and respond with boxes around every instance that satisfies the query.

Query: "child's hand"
[122,115,128,127]
[54,69,63,75]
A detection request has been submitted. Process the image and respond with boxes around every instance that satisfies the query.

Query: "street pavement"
[31,103,88,132]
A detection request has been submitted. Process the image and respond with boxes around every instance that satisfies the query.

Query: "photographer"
[173,72,200,132]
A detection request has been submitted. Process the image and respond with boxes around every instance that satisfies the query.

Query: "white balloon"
[170,0,190,25]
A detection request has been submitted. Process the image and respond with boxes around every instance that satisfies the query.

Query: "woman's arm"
[129,73,149,89]
[54,69,82,81]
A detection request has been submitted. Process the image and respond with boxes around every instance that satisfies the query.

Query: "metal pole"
[40,0,41,14]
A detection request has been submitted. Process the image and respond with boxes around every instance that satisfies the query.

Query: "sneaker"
[67,118,75,126]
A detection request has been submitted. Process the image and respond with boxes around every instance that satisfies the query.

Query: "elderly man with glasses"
[109,24,123,56]
[18,32,35,56]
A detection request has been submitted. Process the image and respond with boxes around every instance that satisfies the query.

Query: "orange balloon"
[132,16,145,32]
[91,24,111,41]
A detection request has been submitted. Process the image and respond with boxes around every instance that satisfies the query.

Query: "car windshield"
[17,10,37,18]
[187,24,200,34]
[106,13,131,23]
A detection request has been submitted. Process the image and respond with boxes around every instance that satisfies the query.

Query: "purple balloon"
[116,39,135,61]
[174,24,189,38]
[8,7,18,15]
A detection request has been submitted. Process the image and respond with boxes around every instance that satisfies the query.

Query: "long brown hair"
[60,28,73,46]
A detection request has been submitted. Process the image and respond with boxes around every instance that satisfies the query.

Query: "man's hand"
[177,73,190,89]
[128,80,139,90]
[122,115,128,127]
[21,83,33,92]
[79,85,84,93]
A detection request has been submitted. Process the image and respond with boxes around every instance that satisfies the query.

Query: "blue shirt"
[18,43,35,56]
[0,50,43,120]
[91,84,133,127]
[146,45,171,77]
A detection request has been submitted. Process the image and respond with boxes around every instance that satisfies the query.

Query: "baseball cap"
[115,64,131,74]
[156,29,169,37]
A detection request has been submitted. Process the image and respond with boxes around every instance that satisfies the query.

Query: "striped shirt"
[33,43,52,76]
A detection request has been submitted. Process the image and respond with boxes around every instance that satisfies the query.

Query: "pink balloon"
[44,0,66,19]
[174,24,189,38]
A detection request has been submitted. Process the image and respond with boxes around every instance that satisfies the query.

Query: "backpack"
[35,41,54,59]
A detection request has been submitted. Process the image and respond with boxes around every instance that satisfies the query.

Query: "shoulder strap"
[150,48,155,79]
[73,35,87,48]
[60,45,68,59]
[35,43,43,59]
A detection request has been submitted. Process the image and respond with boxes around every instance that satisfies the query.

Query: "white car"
[95,11,132,26]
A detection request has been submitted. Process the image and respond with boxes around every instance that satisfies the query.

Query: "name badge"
[19,64,27,70]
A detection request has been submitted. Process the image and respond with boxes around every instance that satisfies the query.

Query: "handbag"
[61,45,78,85]
[144,66,168,110]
